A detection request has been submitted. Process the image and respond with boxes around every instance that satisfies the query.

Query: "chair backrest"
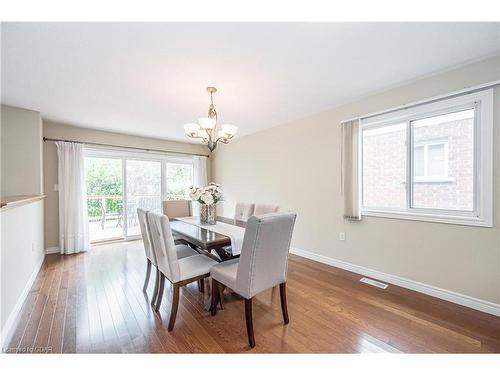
[253,203,279,215]
[163,199,192,218]
[235,212,297,299]
[234,202,255,222]
[146,211,181,282]
[137,208,156,265]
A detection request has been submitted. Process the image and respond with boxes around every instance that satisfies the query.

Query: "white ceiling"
[2,23,499,142]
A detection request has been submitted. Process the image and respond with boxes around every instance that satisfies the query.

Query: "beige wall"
[212,56,500,304]
[43,121,210,249]
[1,105,43,197]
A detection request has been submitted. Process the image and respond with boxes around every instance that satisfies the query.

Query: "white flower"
[201,192,214,205]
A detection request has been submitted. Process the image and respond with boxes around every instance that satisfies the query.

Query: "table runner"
[176,216,246,256]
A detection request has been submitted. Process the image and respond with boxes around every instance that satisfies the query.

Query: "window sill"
[361,209,492,227]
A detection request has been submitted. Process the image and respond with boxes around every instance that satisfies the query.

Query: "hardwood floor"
[5,240,500,353]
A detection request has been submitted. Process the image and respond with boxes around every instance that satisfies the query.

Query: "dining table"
[170,216,246,261]
[170,215,247,310]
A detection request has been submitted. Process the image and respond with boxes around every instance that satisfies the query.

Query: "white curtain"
[194,156,208,188]
[56,141,90,254]
[193,156,208,216]
[341,119,362,221]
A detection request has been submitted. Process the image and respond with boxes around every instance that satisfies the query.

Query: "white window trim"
[360,89,493,227]
[413,140,451,182]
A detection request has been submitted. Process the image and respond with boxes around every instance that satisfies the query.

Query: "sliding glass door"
[84,149,197,243]
[125,159,162,237]
[85,156,124,242]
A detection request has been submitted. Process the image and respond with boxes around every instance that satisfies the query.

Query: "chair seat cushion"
[175,244,198,259]
[179,254,219,281]
[210,258,239,291]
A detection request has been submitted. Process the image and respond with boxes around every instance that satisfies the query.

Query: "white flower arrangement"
[189,183,223,205]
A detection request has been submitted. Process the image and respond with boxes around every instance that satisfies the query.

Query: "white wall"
[1,105,43,197]
[1,200,45,348]
[212,56,500,307]
[0,104,45,348]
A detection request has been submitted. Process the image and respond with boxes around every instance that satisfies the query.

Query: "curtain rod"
[340,79,500,124]
[42,137,210,158]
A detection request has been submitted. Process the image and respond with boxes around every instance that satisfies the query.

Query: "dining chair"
[163,199,193,245]
[234,202,255,222]
[138,208,199,304]
[137,208,157,292]
[147,211,218,331]
[163,199,192,218]
[210,212,297,348]
[253,203,279,215]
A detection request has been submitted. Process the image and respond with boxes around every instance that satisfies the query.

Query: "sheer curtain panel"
[56,141,91,254]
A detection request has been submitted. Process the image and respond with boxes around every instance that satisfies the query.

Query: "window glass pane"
[411,109,474,211]
[126,159,162,236]
[166,163,194,200]
[84,157,124,242]
[427,143,446,176]
[362,122,407,209]
[414,146,424,177]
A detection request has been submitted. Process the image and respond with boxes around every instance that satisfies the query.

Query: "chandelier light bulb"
[221,124,238,136]
[184,123,201,136]
[198,117,216,129]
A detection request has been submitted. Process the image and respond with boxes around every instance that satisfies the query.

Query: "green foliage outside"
[84,158,193,221]
[85,158,123,220]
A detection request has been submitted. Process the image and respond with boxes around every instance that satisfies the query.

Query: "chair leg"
[279,282,289,325]
[151,268,160,307]
[197,279,205,293]
[155,274,165,312]
[217,283,225,310]
[168,284,180,331]
[244,298,256,348]
[211,279,220,316]
[143,259,152,292]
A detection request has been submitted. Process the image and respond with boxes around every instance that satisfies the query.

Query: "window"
[84,147,201,241]
[360,89,493,227]
[165,162,194,200]
[414,141,449,181]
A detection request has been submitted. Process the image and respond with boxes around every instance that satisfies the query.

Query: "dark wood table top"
[170,216,246,251]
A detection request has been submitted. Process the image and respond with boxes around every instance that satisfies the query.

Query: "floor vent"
[360,277,388,289]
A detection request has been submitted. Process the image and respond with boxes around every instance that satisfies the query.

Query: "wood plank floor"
[5,240,500,353]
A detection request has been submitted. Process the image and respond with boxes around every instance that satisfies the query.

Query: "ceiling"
[2,23,499,142]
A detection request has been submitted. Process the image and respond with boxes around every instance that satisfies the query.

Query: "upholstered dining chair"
[234,202,255,222]
[137,208,157,292]
[163,199,192,218]
[138,208,198,304]
[163,199,193,245]
[253,203,279,215]
[147,211,218,331]
[210,212,297,348]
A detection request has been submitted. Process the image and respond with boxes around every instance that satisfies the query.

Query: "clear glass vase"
[200,203,216,225]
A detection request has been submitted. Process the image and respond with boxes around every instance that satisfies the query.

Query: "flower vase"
[200,203,216,225]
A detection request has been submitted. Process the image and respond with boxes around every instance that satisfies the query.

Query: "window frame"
[359,89,493,227]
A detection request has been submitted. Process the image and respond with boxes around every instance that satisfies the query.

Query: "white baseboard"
[45,246,59,254]
[290,247,500,317]
[1,255,45,351]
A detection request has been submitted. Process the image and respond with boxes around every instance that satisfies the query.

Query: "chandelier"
[183,87,238,152]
